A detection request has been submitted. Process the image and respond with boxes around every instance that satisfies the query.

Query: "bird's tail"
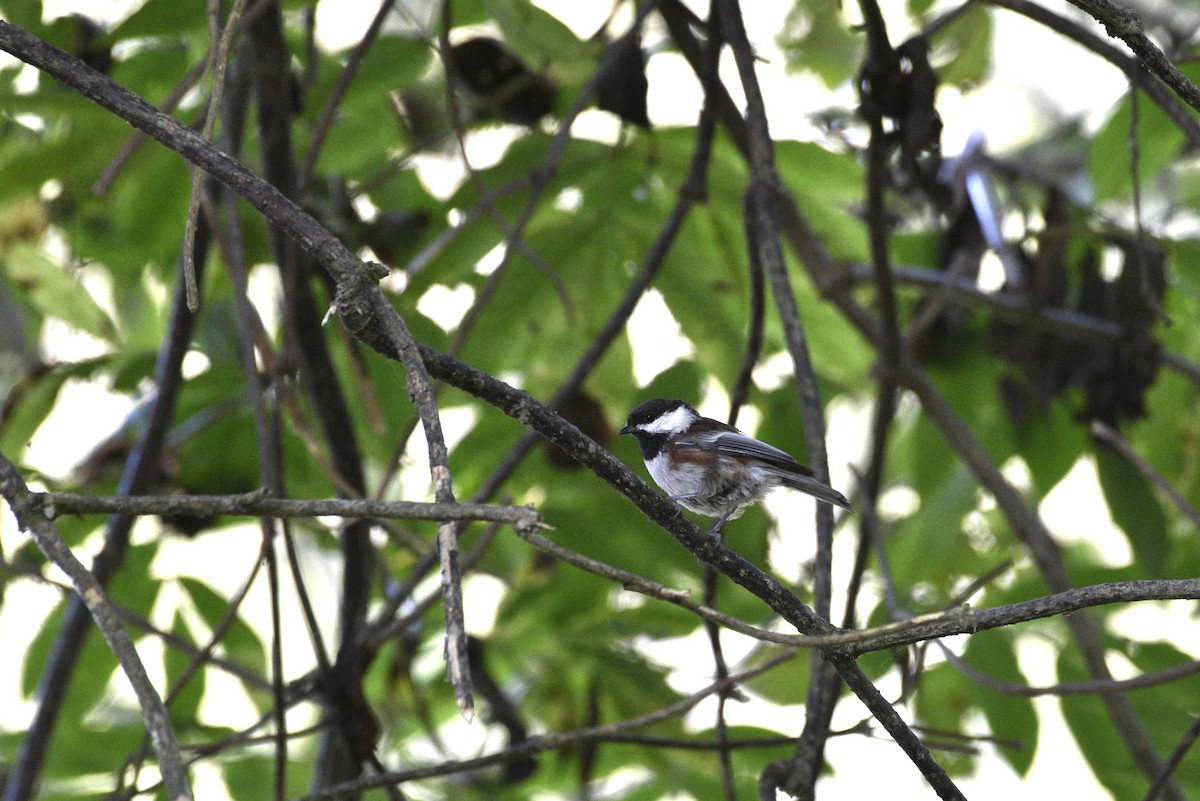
[782,473,854,512]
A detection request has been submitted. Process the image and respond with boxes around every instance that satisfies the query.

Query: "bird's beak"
[618,425,632,435]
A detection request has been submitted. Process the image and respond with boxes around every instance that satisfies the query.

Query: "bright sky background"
[3,1,1193,799]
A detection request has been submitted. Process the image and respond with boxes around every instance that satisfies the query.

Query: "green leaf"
[314,36,433,176]
[1124,642,1200,792]
[778,0,860,88]
[1058,648,1145,799]
[482,0,595,84]
[1013,398,1086,497]
[778,141,869,263]
[177,576,268,695]
[224,755,312,801]
[963,633,1037,775]
[164,610,205,725]
[2,243,118,342]
[112,0,206,39]
[0,366,71,461]
[1116,363,1200,547]
[0,0,43,30]
[890,462,994,589]
[913,661,975,776]
[1093,442,1168,575]
[1090,79,1189,202]
[932,4,994,87]
[22,600,115,714]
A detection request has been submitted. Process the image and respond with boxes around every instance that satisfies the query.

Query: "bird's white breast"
[645,451,707,499]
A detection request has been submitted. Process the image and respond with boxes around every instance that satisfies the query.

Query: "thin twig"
[848,260,1200,386]
[1141,716,1200,801]
[436,1,574,325]
[291,652,800,800]
[443,3,660,359]
[182,0,247,311]
[295,0,398,198]
[939,642,1200,697]
[90,0,275,195]
[0,561,271,690]
[115,539,269,794]
[729,190,765,427]
[1091,421,1200,530]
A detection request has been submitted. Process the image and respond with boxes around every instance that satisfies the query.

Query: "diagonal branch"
[1091,421,1200,529]
[1062,0,1200,114]
[0,163,211,801]
[0,455,193,801]
[982,0,1200,148]
[400,342,966,801]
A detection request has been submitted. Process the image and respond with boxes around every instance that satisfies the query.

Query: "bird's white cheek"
[640,406,696,435]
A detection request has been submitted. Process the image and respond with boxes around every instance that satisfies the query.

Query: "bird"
[619,398,852,535]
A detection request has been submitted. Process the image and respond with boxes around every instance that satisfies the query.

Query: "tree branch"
[1091,421,1200,530]
[844,261,1200,385]
[983,0,1200,148]
[832,578,1200,652]
[292,652,800,800]
[654,9,1185,792]
[38,491,544,528]
[0,151,211,801]
[938,642,1200,697]
[1142,716,1200,801]
[1062,0,1200,115]
[0,455,193,801]
[509,521,1200,657]
[713,2,847,795]
[398,341,965,801]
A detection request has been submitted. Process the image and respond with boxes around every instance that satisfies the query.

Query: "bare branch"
[984,0,1200,148]
[1062,0,1200,115]
[291,652,800,800]
[296,0,397,197]
[1142,716,1200,801]
[0,455,193,801]
[183,0,248,311]
[939,642,1200,697]
[713,1,850,794]
[39,491,544,529]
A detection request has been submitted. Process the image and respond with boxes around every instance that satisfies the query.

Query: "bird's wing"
[677,429,853,511]
[677,430,814,476]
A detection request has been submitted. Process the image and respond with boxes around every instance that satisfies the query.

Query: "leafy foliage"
[1,0,1199,799]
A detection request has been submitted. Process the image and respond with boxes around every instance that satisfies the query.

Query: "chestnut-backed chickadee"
[619,398,852,534]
